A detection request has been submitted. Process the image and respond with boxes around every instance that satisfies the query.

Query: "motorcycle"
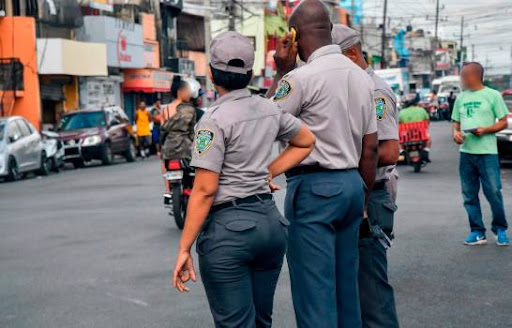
[41,130,64,173]
[164,159,195,229]
[399,121,429,173]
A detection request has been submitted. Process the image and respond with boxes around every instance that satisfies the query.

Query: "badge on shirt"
[274,80,292,101]
[195,129,215,155]
[375,97,387,120]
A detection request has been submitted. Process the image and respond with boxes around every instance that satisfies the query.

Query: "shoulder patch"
[195,129,215,155]
[274,80,292,102]
[375,97,388,120]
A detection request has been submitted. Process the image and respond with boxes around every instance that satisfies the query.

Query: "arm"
[268,124,315,178]
[359,132,379,194]
[378,140,399,167]
[453,121,464,144]
[172,169,219,292]
[475,116,508,136]
[265,33,297,98]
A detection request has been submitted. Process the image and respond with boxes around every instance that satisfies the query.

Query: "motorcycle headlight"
[82,135,102,146]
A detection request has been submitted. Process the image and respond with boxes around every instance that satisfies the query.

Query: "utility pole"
[434,0,440,48]
[381,0,388,69]
[472,44,475,61]
[459,16,464,72]
[351,0,355,26]
[227,0,236,31]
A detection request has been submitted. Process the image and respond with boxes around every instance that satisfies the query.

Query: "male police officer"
[267,1,379,327]
[332,24,400,328]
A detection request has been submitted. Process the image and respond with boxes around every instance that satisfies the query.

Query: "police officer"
[267,1,379,327]
[332,24,400,328]
[172,31,315,328]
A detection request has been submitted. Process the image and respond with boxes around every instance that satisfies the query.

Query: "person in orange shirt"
[135,101,152,158]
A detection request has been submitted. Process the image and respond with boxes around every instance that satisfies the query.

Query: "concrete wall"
[0,17,42,130]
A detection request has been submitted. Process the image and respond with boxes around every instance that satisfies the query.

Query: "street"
[1,121,511,328]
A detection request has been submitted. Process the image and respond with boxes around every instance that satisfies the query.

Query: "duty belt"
[210,194,273,214]
[285,165,347,178]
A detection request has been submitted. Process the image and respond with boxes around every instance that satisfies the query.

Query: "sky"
[362,0,512,75]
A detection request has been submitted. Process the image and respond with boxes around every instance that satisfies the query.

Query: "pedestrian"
[135,101,152,158]
[448,91,457,119]
[160,77,196,198]
[333,24,400,328]
[452,62,509,246]
[268,1,379,326]
[171,31,316,328]
[151,99,162,157]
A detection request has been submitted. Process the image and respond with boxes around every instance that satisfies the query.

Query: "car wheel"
[125,139,137,163]
[51,158,60,173]
[6,157,20,182]
[101,143,114,165]
[37,152,50,176]
[72,159,85,169]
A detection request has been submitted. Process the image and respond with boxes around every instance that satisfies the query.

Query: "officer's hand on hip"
[274,32,298,76]
[172,250,197,293]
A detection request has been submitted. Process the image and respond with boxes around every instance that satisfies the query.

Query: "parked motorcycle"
[164,159,195,229]
[41,131,64,173]
[399,121,430,173]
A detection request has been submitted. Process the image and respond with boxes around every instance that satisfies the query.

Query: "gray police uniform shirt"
[190,88,301,205]
[367,68,399,182]
[274,45,377,170]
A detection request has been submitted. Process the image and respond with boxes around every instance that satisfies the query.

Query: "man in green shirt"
[452,62,509,246]
[399,97,432,161]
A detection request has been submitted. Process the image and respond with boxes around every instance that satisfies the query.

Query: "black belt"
[210,194,273,214]
[285,165,346,178]
[373,181,387,190]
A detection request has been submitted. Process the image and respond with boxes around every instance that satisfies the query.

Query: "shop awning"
[123,69,174,93]
[37,38,108,76]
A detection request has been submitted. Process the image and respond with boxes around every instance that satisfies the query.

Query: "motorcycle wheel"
[413,161,422,173]
[172,183,186,229]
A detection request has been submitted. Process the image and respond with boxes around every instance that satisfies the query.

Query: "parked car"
[41,130,64,172]
[497,90,512,162]
[0,116,48,181]
[56,106,137,168]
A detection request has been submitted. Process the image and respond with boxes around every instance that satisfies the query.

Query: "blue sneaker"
[464,231,487,245]
[495,229,510,246]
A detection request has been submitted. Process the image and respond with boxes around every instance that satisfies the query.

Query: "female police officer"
[172,31,315,327]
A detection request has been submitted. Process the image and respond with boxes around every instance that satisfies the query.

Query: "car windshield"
[58,112,106,131]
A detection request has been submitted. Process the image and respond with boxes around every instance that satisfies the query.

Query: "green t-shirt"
[399,106,430,123]
[451,87,509,154]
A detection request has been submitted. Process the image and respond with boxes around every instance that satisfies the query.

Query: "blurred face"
[178,85,192,102]
[460,65,482,90]
[139,102,146,109]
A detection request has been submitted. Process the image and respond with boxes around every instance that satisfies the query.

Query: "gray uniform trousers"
[359,186,399,328]
[197,198,288,328]
[285,169,364,328]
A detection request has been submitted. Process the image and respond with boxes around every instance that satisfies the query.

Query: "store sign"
[123,69,173,93]
[76,16,144,68]
[84,79,116,107]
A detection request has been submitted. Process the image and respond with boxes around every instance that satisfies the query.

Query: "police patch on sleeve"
[375,97,388,120]
[195,129,215,155]
[274,80,292,101]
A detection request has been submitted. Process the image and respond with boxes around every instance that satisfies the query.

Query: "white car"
[0,116,47,181]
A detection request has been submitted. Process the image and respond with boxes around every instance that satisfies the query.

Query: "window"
[15,120,32,137]
[8,121,22,142]
[0,59,24,91]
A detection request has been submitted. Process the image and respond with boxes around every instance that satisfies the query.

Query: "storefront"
[76,16,145,110]
[122,69,174,121]
[37,38,108,125]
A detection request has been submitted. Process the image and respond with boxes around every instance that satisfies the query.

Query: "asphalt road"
[1,122,511,328]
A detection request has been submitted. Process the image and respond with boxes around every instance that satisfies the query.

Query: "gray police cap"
[210,31,254,74]
[332,24,361,51]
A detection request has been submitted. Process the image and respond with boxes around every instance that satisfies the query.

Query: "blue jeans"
[459,153,508,233]
[285,169,364,328]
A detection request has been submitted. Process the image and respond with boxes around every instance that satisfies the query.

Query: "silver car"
[0,116,47,181]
